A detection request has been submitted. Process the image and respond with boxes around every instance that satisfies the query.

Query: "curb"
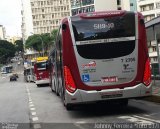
[143,95,160,103]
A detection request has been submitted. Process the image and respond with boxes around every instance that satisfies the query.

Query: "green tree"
[25,34,42,53]
[14,39,24,53]
[51,29,58,43]
[25,29,58,55]
[0,40,16,64]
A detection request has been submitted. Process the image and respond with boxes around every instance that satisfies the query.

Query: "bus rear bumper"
[36,79,49,85]
[65,83,152,104]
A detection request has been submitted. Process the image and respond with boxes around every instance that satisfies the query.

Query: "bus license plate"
[100,91,123,99]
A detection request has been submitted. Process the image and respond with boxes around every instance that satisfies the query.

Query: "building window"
[156,2,160,9]
[130,3,133,6]
[149,4,154,10]
[118,7,122,10]
[153,57,158,62]
[117,0,121,5]
[31,2,34,6]
[153,47,157,52]
[32,15,35,19]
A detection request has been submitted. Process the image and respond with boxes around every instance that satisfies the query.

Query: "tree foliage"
[25,29,58,54]
[14,39,24,53]
[0,40,16,64]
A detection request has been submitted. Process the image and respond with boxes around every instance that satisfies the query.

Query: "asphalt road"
[0,64,160,129]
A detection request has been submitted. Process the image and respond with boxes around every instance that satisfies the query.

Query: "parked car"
[10,74,18,81]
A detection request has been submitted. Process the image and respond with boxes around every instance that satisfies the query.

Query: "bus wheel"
[65,104,73,111]
[64,100,73,111]
[51,80,55,92]
[55,82,60,96]
[63,91,73,111]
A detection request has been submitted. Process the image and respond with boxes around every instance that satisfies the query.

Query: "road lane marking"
[25,84,40,127]
[118,116,141,123]
[118,115,160,126]
[32,117,39,121]
[147,112,160,116]
[74,123,86,129]
[30,108,36,111]
[133,115,160,123]
[33,124,41,129]
[76,121,87,124]
[29,104,34,107]
[31,112,37,116]
[118,116,154,125]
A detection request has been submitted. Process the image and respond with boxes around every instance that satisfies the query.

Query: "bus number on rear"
[121,58,135,63]
[93,23,114,30]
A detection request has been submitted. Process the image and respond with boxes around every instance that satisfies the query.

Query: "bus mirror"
[140,19,144,25]
[46,61,49,69]
[62,24,67,31]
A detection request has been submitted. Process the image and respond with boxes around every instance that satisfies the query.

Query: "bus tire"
[63,97,73,111]
[63,90,73,110]
[65,104,73,111]
[55,81,60,96]
[51,80,55,92]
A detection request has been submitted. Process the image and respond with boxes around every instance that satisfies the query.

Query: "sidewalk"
[143,80,160,103]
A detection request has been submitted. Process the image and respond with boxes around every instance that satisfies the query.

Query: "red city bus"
[49,10,152,110]
[34,56,49,87]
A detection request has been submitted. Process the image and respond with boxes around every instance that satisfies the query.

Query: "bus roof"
[36,56,48,62]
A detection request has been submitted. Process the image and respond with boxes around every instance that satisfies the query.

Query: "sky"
[0,0,22,37]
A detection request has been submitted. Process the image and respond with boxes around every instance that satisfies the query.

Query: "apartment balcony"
[141,9,156,16]
[149,52,158,57]
[138,0,154,6]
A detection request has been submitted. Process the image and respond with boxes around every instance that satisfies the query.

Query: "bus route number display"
[93,23,115,30]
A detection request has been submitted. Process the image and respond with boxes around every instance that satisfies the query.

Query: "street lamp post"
[31,32,44,57]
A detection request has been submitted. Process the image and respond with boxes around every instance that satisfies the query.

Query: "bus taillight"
[64,66,77,93]
[143,58,151,86]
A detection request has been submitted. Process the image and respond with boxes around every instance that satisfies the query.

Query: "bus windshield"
[36,62,47,70]
[71,12,136,59]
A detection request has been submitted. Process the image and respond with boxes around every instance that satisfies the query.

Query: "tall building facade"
[130,0,137,11]
[0,25,6,40]
[21,0,71,38]
[6,36,22,44]
[137,0,160,22]
[21,0,71,56]
[30,0,71,34]
[21,0,34,42]
[71,0,131,16]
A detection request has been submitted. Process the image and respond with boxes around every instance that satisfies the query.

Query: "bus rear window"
[71,12,136,59]
[71,12,135,41]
